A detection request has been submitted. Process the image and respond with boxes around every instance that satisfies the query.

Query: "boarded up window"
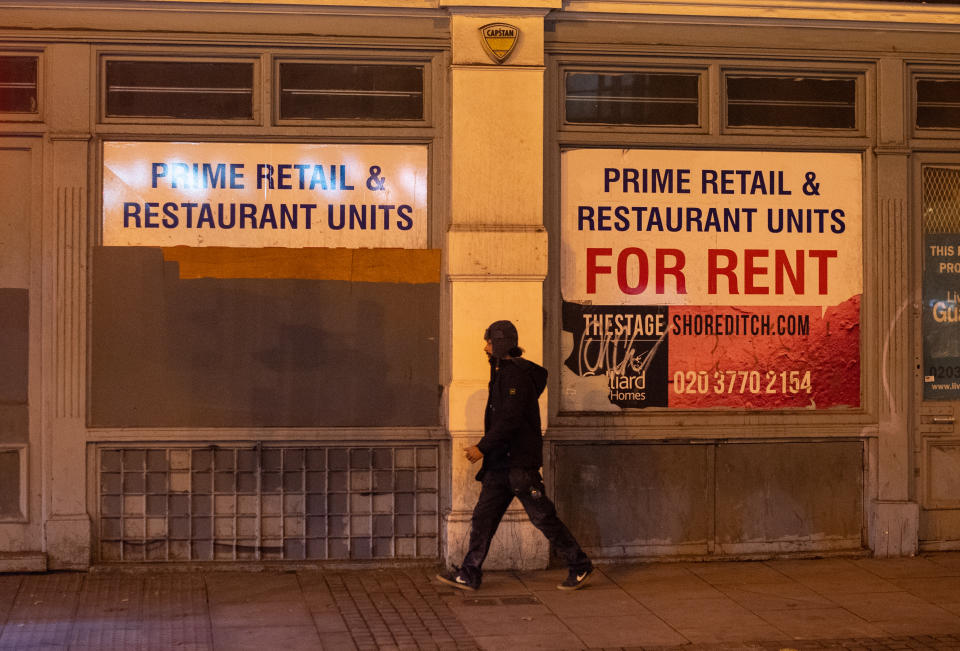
[90,247,440,428]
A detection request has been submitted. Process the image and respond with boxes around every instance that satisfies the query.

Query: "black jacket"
[476,356,548,478]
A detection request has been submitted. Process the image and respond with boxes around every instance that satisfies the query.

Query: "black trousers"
[461,467,590,582]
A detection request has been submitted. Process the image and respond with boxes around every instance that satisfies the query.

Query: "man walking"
[437,320,593,592]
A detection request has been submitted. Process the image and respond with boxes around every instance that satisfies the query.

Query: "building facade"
[1,0,960,570]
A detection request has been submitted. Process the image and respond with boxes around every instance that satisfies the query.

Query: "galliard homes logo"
[479,23,519,64]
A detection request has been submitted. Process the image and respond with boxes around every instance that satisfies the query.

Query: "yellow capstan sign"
[479,23,519,64]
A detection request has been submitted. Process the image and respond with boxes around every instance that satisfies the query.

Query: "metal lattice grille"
[923,166,960,234]
[98,445,439,562]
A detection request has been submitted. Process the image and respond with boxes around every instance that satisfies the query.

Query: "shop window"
[105,60,254,119]
[278,62,423,120]
[725,74,857,129]
[0,56,38,113]
[564,71,700,126]
[917,77,960,130]
[921,166,960,401]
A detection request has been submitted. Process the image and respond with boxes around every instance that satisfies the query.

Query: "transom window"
[0,55,38,113]
[725,73,857,129]
[278,62,423,121]
[105,60,255,120]
[564,71,700,126]
[916,77,960,130]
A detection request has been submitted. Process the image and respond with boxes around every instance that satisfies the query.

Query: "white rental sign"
[103,141,428,248]
[561,148,862,308]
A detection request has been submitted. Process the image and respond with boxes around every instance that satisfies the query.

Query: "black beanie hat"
[484,320,519,358]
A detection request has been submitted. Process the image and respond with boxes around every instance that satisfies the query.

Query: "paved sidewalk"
[1,553,960,650]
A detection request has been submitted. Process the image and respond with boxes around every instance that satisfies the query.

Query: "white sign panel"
[560,148,863,411]
[103,142,428,248]
[562,148,862,307]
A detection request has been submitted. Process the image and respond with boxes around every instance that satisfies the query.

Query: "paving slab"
[0,573,82,649]
[786,569,904,596]
[823,592,960,637]
[765,558,866,577]
[74,575,142,625]
[850,557,956,580]
[944,602,960,618]
[927,552,960,572]
[205,571,303,604]
[0,576,21,623]
[145,617,213,649]
[829,590,960,619]
[533,584,651,618]
[471,630,584,650]
[212,625,323,651]
[756,607,888,640]
[317,630,359,650]
[641,596,788,644]
[688,561,791,585]
[445,601,567,637]
[608,565,731,603]
[893,576,960,605]
[209,598,314,627]
[69,624,145,650]
[0,620,74,648]
[312,610,350,633]
[564,612,688,647]
[602,561,701,585]
[717,581,837,611]
[296,570,338,612]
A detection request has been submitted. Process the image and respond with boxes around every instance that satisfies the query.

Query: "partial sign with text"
[103,141,428,249]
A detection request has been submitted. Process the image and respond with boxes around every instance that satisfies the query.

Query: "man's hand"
[464,445,483,464]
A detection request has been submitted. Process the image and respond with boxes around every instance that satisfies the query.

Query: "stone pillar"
[871,57,918,557]
[441,2,556,569]
[42,44,91,569]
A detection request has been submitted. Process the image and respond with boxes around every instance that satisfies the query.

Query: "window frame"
[99,54,262,126]
[721,67,865,136]
[561,66,706,131]
[272,56,431,127]
[546,52,875,430]
[0,51,43,122]
[557,62,709,135]
[911,67,960,139]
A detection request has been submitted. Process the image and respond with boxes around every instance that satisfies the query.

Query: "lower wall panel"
[0,448,22,520]
[96,444,440,562]
[553,440,864,558]
[553,443,713,556]
[715,441,863,553]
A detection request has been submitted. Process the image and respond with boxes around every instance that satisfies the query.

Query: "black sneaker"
[436,567,479,592]
[557,566,593,591]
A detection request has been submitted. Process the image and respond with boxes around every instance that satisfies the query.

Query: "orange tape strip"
[162,247,441,284]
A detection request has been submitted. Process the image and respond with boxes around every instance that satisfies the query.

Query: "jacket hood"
[510,357,548,397]
[484,320,519,358]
